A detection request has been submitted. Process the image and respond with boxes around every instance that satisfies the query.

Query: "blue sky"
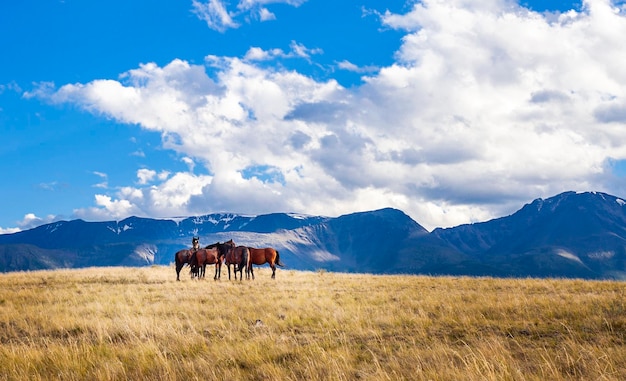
[1,0,626,233]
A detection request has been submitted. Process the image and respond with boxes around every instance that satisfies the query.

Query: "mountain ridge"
[2,191,626,279]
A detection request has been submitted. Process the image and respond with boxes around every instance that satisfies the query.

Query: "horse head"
[192,236,200,251]
[218,239,236,259]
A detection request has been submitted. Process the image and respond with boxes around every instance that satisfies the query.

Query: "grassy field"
[1,265,626,380]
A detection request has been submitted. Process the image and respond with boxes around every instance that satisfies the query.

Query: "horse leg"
[176,263,182,281]
[227,264,232,280]
[271,263,276,279]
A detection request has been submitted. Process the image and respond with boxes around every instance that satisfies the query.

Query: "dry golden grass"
[1,265,626,380]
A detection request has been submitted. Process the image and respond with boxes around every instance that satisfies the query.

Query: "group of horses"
[174,238,285,281]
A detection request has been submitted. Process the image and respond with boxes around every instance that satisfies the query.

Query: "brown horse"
[174,249,194,281]
[247,247,285,279]
[189,246,222,280]
[207,240,235,260]
[224,245,250,281]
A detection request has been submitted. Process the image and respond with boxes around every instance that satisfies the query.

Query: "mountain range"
[1,191,626,280]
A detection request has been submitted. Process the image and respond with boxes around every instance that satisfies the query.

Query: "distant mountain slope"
[2,191,626,279]
[305,207,469,274]
[433,191,626,279]
[0,213,328,272]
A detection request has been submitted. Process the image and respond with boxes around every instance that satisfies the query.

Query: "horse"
[246,247,285,279]
[189,246,222,280]
[174,249,194,281]
[200,239,235,279]
[224,246,250,281]
[207,239,235,260]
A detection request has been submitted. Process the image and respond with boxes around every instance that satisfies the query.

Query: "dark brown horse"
[247,247,285,279]
[224,246,250,280]
[189,246,222,280]
[201,239,235,279]
[174,249,194,281]
[207,239,235,259]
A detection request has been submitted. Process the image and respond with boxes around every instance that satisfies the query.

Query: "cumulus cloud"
[74,194,141,221]
[73,172,213,220]
[136,168,172,186]
[0,213,59,234]
[137,169,157,185]
[32,0,626,230]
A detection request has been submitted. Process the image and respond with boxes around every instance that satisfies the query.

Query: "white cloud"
[74,194,140,221]
[73,172,213,220]
[0,81,22,95]
[0,226,20,235]
[158,171,171,181]
[237,0,307,8]
[131,149,146,157]
[337,60,379,74]
[181,157,196,172]
[193,0,307,31]
[35,0,626,231]
[242,42,322,62]
[92,171,108,189]
[137,169,157,185]
[0,213,59,233]
[258,7,276,21]
[288,41,323,59]
[192,0,239,32]
[244,47,285,61]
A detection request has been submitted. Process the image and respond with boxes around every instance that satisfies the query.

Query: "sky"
[2,0,626,234]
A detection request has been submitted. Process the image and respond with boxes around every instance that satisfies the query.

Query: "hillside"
[1,191,626,279]
[1,266,625,380]
[433,191,626,279]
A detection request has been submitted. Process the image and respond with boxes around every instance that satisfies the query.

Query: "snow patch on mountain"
[164,217,186,225]
[46,223,62,234]
[617,198,625,207]
[286,212,322,220]
[587,250,615,260]
[107,224,133,234]
[181,228,340,263]
[555,249,584,265]
[134,244,156,264]
[276,229,340,262]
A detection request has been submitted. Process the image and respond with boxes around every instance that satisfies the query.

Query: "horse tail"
[275,250,285,267]
[239,247,249,269]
